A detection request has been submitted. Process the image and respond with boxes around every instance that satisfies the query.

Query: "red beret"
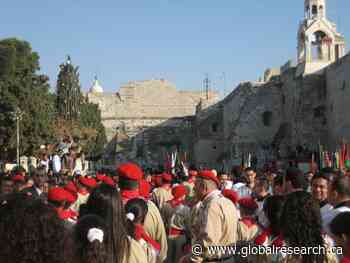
[65,191,78,204]
[117,163,143,181]
[65,181,78,194]
[12,174,25,183]
[48,187,69,203]
[189,170,198,177]
[172,184,187,199]
[222,189,239,205]
[197,170,220,187]
[96,174,106,181]
[102,176,115,187]
[152,175,163,187]
[79,177,97,189]
[238,197,258,210]
[139,180,151,199]
[162,173,172,183]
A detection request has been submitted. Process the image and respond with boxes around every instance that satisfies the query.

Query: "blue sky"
[1,0,349,97]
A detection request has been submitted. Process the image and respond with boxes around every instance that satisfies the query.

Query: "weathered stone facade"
[194,0,348,170]
[87,0,349,170]
[86,79,218,166]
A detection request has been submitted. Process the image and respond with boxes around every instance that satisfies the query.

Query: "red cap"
[162,173,172,183]
[12,174,25,183]
[65,191,78,204]
[238,197,258,210]
[117,163,143,181]
[152,175,163,187]
[96,173,106,181]
[172,184,187,199]
[197,170,220,187]
[222,189,239,205]
[189,170,198,177]
[139,179,151,199]
[102,176,115,187]
[65,181,78,194]
[79,177,97,189]
[48,187,69,203]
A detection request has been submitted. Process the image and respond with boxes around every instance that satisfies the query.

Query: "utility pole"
[12,108,23,166]
[222,72,227,98]
[203,73,210,100]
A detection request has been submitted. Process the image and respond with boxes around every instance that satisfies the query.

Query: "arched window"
[319,5,323,14]
[211,123,218,133]
[262,111,273,127]
[311,31,327,61]
[312,5,318,17]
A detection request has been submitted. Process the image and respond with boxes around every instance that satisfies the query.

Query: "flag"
[310,153,316,173]
[181,161,189,177]
[324,151,331,168]
[171,151,177,174]
[318,142,324,170]
[241,152,245,169]
[165,153,171,172]
[340,144,345,170]
[341,143,350,169]
[335,151,340,170]
[247,153,251,168]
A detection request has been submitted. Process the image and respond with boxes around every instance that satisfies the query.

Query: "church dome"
[90,76,104,93]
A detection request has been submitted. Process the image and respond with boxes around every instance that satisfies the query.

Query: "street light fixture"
[11,108,23,165]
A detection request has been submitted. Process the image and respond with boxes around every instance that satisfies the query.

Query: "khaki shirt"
[237,220,260,241]
[144,200,168,263]
[70,192,89,213]
[152,186,173,210]
[123,237,148,263]
[137,238,157,263]
[191,190,239,262]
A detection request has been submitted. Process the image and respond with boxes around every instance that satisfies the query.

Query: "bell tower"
[297,0,346,75]
[304,0,326,20]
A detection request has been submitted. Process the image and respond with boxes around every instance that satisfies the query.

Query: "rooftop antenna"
[203,73,210,100]
[222,72,227,98]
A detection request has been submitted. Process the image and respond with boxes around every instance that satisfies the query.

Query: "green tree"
[56,56,82,121]
[78,101,107,159]
[0,38,56,161]
[55,56,107,160]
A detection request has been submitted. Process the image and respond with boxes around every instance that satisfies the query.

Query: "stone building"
[86,79,218,166]
[297,0,346,76]
[194,0,348,170]
[87,0,348,170]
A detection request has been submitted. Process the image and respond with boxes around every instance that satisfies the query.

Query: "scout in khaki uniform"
[117,163,168,263]
[237,197,260,241]
[70,176,97,213]
[162,184,191,263]
[152,173,173,210]
[123,237,149,263]
[125,198,160,263]
[180,170,239,263]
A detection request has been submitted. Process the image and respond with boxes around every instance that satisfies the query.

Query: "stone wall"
[325,54,350,149]
[86,79,218,166]
[223,81,284,168]
[194,102,224,169]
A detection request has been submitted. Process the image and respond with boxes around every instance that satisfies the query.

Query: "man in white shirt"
[52,150,62,175]
[218,172,233,190]
[311,173,333,221]
[323,175,350,234]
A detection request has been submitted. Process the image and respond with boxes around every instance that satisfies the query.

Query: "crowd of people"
[1,161,350,263]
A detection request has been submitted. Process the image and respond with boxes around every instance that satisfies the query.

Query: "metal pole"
[16,114,19,165]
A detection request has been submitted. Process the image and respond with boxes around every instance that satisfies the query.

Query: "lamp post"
[11,108,23,166]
